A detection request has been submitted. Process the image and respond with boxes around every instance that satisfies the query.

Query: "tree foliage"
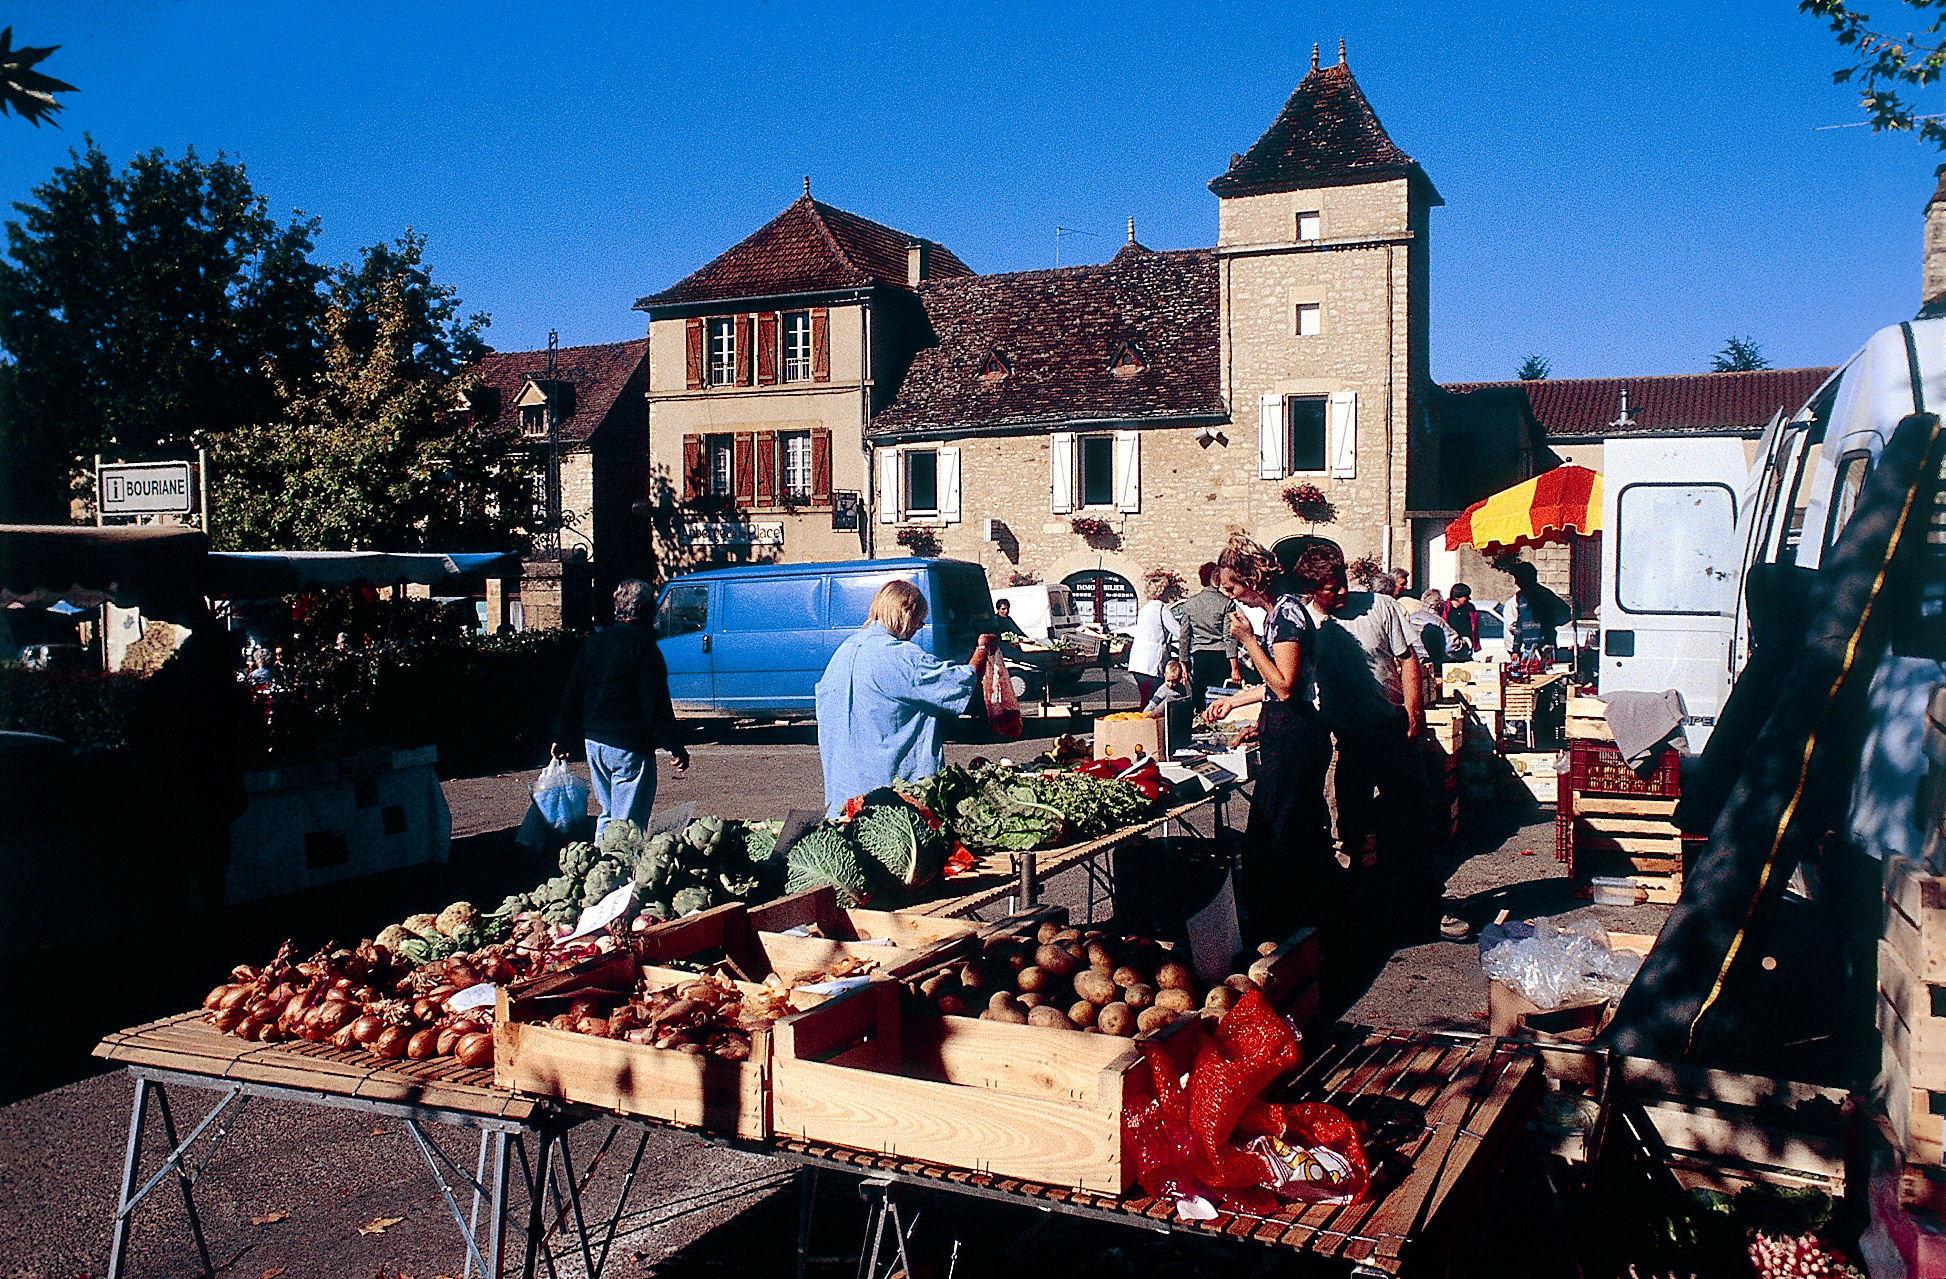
[1516,353,1551,380]
[1803,0,1946,157]
[1712,335,1771,372]
[0,140,327,517]
[0,28,77,128]
[208,273,531,552]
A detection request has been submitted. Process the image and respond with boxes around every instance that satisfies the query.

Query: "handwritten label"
[447,982,498,1011]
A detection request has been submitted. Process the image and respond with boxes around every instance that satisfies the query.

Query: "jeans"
[586,739,657,838]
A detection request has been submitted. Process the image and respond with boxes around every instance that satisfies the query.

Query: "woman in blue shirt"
[816,580,996,816]
[1205,537,1331,941]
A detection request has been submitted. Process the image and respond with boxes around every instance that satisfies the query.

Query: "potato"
[982,1006,1028,1025]
[1247,955,1280,987]
[1084,940,1117,971]
[1204,985,1240,1012]
[1017,965,1048,993]
[1067,999,1099,1028]
[1097,1002,1135,1037]
[1028,1005,1078,1031]
[1137,1007,1177,1034]
[1051,928,1083,948]
[1073,970,1118,1007]
[1003,949,1033,973]
[1112,965,1148,989]
[988,990,1019,1013]
[1019,992,1046,1009]
[1037,921,1062,946]
[918,972,959,1000]
[1081,1024,1099,1034]
[935,992,967,1016]
[1224,973,1255,994]
[1154,987,1196,1015]
[1258,940,1280,957]
[960,960,991,991]
[1034,943,1080,977]
[1122,983,1156,1011]
[1155,962,1194,992]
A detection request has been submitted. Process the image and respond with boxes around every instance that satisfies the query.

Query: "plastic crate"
[1555,780,1573,863]
[1566,740,1682,798]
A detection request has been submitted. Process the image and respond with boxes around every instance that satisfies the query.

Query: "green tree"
[208,274,531,553]
[330,229,489,381]
[0,28,77,127]
[1804,1,1946,156]
[1712,335,1771,372]
[0,140,327,517]
[1516,353,1551,380]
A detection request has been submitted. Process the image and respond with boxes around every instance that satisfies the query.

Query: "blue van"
[653,557,995,718]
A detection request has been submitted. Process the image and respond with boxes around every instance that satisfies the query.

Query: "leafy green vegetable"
[786,823,874,906]
[953,770,1066,851]
[558,841,601,879]
[850,800,947,890]
[1030,772,1149,840]
[671,885,714,916]
[742,820,781,864]
[897,766,977,839]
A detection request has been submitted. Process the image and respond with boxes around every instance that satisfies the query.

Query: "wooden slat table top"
[94,1012,540,1123]
[772,1027,1544,1273]
[916,792,1224,919]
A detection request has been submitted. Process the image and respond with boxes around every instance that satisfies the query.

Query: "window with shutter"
[756,312,779,385]
[733,432,755,501]
[784,312,812,382]
[1079,436,1116,508]
[1287,396,1328,473]
[1328,391,1357,479]
[1258,394,1286,479]
[878,448,899,523]
[810,308,830,382]
[938,446,961,524]
[904,450,939,516]
[1049,432,1075,514]
[707,319,735,386]
[706,434,735,497]
[1114,431,1140,513]
[810,428,832,503]
[684,320,704,390]
[779,432,811,500]
[755,429,778,504]
[734,315,754,386]
[682,433,703,501]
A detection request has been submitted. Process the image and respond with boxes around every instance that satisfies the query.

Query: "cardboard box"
[1094,715,1164,761]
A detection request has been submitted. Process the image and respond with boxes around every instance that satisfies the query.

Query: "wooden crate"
[494,953,779,1137]
[1422,703,1465,754]
[1622,1057,1849,1196]
[635,896,976,985]
[770,978,1155,1191]
[1880,856,1946,1173]
[1443,661,1505,712]
[1566,696,1614,742]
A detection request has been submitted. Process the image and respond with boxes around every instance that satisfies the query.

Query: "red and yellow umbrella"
[1443,465,1602,555]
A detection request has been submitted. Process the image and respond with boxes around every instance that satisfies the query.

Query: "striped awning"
[1443,465,1602,555]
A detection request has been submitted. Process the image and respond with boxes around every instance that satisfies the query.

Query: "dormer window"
[520,404,547,437]
[516,378,574,438]
[980,352,1010,382]
[1110,342,1145,378]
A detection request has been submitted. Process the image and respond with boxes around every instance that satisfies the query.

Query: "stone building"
[462,338,650,627]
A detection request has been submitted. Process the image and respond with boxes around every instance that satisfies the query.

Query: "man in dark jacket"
[550,580,689,835]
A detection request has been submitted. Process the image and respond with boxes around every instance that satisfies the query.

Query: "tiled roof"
[1209,58,1433,199]
[637,195,973,309]
[463,338,648,446]
[1440,367,1836,440]
[871,248,1224,436]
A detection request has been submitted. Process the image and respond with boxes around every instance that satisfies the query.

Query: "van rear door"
[1600,436,1751,750]
[655,581,713,709]
[927,563,992,660]
[714,574,829,715]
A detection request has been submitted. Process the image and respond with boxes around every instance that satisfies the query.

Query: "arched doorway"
[1271,534,1342,578]
[1062,569,1139,631]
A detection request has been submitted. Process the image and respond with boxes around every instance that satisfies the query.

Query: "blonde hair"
[866,579,928,640]
[1215,536,1279,592]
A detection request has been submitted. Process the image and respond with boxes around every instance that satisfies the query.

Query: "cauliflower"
[374,924,410,952]
[671,885,714,916]
[435,901,480,938]
[581,860,632,908]
[558,841,601,880]
[403,912,441,937]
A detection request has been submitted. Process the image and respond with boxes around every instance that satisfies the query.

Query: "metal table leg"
[106,1075,248,1279]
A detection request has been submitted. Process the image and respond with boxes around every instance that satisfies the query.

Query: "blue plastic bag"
[532,759,590,834]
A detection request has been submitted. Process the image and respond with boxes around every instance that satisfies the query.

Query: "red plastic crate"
[1555,779,1573,863]
[1566,741,1682,798]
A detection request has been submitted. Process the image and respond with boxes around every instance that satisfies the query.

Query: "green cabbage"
[850,801,947,890]
[785,824,874,907]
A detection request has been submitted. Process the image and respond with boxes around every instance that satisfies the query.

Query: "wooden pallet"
[774,1028,1542,1274]
[1880,855,1946,1174]
[1621,1058,1849,1196]
[1563,787,1686,904]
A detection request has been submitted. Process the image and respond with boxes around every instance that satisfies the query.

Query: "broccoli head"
[558,841,601,880]
[671,885,714,916]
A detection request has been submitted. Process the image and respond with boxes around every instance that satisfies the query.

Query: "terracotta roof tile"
[637,196,972,309]
[463,338,647,446]
[871,249,1224,436]
[1440,367,1835,440]
[1209,60,1432,198]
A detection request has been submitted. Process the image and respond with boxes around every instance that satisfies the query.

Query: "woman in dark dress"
[1205,538,1333,942]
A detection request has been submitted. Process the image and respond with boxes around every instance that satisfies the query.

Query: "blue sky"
[0,1,1935,381]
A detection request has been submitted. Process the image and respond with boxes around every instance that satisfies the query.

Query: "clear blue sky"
[0,0,1934,381]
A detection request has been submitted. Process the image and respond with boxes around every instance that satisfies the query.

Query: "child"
[1144,658,1190,717]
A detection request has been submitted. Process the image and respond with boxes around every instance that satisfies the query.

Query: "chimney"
[1925,172,1946,308]
[907,240,930,287]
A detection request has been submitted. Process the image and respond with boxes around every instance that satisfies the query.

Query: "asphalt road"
[2,707,1666,1278]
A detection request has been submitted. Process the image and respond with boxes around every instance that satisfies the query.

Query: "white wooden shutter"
[1258,393,1286,479]
[938,446,962,523]
[1328,391,1357,479]
[1049,431,1075,514]
[878,448,899,523]
[1113,430,1140,513]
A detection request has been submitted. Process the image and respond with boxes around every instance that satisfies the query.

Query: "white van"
[991,584,1081,644]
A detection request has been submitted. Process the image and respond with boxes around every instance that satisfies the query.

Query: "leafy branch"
[1803,0,1946,157]
[0,28,77,128]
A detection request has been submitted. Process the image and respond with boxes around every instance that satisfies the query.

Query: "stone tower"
[1209,41,1441,569]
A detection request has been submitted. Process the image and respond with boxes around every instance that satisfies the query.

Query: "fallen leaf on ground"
[1516,848,1536,856]
[251,1212,288,1226]
[356,1215,405,1235]
[370,1125,389,1137]
[262,1269,285,1279]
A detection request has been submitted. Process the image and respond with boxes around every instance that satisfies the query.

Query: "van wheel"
[1010,674,1031,700]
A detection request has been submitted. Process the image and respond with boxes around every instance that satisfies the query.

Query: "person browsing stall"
[551,579,691,838]
[1174,562,1242,712]
[816,580,997,818]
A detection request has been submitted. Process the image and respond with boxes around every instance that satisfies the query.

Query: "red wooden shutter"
[755,430,777,505]
[681,433,702,501]
[733,432,754,502]
[756,312,779,385]
[735,314,754,386]
[811,428,832,503]
[684,319,703,390]
[811,307,830,382]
